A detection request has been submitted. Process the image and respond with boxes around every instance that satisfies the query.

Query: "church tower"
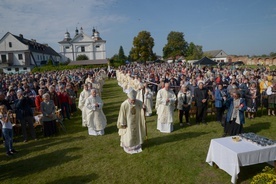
[58,27,106,62]
[64,30,71,41]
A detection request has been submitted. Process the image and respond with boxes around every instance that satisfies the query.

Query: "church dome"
[63,30,71,41]
[64,31,70,39]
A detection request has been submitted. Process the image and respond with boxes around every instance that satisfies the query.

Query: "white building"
[0,32,60,74]
[204,50,228,63]
[59,27,106,63]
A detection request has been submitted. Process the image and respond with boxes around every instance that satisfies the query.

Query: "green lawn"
[1,79,275,184]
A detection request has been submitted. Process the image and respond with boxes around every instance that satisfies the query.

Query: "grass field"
[0,79,275,184]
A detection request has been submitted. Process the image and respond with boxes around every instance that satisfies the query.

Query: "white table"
[206,136,276,183]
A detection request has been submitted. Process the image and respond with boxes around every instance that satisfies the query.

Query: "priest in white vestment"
[136,83,153,116]
[117,90,146,154]
[78,84,91,127]
[116,70,122,87]
[91,77,101,97]
[85,73,93,84]
[132,76,142,91]
[156,82,176,133]
[122,72,132,93]
[85,89,107,136]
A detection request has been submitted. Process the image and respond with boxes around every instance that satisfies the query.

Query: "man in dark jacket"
[15,90,36,142]
[194,82,209,125]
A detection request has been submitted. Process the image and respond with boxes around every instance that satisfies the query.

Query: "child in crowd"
[0,105,18,156]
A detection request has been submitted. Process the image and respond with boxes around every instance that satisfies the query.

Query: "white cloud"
[0,0,127,52]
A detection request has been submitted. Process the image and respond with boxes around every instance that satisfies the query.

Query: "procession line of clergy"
[78,70,107,136]
[116,70,154,117]
[116,70,176,133]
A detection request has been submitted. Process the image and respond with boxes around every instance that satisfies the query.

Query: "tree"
[47,59,53,65]
[186,42,203,60]
[270,52,276,57]
[118,46,126,61]
[76,54,89,61]
[163,31,188,60]
[109,46,128,67]
[130,30,156,62]
[110,54,121,66]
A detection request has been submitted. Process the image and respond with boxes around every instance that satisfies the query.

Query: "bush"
[47,59,53,65]
[251,166,276,184]
[31,64,108,73]
[76,54,89,61]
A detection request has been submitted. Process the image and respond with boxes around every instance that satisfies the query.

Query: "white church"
[59,27,107,65]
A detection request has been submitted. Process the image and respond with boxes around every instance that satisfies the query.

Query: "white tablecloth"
[206,136,276,183]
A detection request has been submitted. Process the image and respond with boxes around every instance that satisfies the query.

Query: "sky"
[0,0,276,58]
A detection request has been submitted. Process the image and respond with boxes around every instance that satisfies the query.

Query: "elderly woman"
[84,89,107,136]
[223,91,247,136]
[245,82,260,119]
[266,81,276,116]
[41,93,57,137]
[177,85,192,127]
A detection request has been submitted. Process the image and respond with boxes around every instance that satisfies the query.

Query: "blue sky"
[0,0,275,58]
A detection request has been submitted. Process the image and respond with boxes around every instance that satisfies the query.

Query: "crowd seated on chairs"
[0,68,109,143]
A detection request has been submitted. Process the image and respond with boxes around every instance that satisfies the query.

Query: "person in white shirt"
[0,105,18,156]
[177,85,192,126]
[266,82,276,116]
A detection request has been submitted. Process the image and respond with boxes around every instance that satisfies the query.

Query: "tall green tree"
[118,46,126,61]
[163,31,188,60]
[270,52,276,57]
[110,54,121,67]
[130,30,156,62]
[109,46,127,67]
[186,42,203,60]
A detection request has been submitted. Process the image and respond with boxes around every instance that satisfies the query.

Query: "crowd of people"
[1,62,276,156]
[116,62,276,154]
[0,68,109,156]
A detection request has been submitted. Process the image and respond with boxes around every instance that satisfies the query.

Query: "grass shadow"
[45,173,99,184]
[11,136,87,155]
[105,112,119,122]
[145,131,209,148]
[237,163,272,184]
[104,124,118,135]
[244,122,271,133]
[0,147,82,181]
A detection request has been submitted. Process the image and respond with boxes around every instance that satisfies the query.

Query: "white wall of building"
[0,32,60,74]
[213,57,228,63]
[0,34,28,52]
[3,66,30,74]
